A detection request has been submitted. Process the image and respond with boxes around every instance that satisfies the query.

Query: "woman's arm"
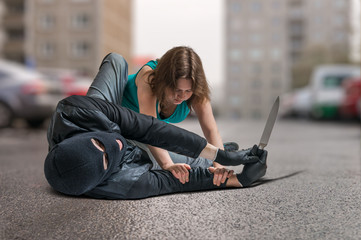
[193,100,225,168]
[193,100,223,148]
[136,67,191,184]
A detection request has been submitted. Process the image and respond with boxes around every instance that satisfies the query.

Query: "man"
[44,95,267,199]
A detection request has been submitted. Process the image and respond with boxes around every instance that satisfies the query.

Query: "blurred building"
[225,0,360,119]
[0,0,26,63]
[0,0,132,77]
[131,55,154,74]
[0,1,4,54]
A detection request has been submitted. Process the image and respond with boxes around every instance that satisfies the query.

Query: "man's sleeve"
[49,95,207,158]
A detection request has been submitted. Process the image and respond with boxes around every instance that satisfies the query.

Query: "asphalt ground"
[1,118,360,239]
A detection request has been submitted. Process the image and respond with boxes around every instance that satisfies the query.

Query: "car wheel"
[0,102,13,128]
[26,118,46,128]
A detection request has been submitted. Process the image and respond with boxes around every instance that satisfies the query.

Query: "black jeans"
[126,166,226,199]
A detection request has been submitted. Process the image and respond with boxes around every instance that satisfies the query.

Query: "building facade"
[0,0,26,63]
[225,0,359,118]
[25,0,132,77]
[0,1,5,54]
[0,0,132,77]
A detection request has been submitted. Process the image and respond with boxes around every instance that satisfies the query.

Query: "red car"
[339,78,361,119]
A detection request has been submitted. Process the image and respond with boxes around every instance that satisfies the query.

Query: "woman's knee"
[103,53,128,67]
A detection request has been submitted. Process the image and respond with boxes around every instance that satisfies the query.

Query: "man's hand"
[164,163,191,184]
[208,167,234,186]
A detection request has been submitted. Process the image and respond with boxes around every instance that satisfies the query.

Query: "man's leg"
[86,53,128,105]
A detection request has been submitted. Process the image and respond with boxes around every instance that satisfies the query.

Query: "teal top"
[121,60,190,123]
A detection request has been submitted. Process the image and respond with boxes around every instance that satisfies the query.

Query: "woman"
[87,47,236,184]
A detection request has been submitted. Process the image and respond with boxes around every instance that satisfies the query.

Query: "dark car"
[339,77,361,120]
[0,59,64,128]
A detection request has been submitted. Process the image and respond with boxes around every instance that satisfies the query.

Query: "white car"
[309,65,360,119]
[281,65,361,119]
[280,87,312,118]
[0,59,64,128]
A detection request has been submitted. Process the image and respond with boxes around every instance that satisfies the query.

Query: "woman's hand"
[164,163,191,184]
[208,167,234,186]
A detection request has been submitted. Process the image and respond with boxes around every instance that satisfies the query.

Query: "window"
[314,16,323,26]
[230,2,241,13]
[39,15,55,29]
[289,8,303,18]
[71,41,90,57]
[229,96,241,107]
[231,65,241,75]
[7,29,23,40]
[289,0,303,7]
[249,49,263,60]
[229,49,243,61]
[333,15,345,27]
[271,33,281,43]
[40,0,55,3]
[323,75,350,88]
[314,0,323,8]
[249,19,261,29]
[272,1,281,9]
[251,64,262,74]
[251,2,262,12]
[250,33,261,44]
[291,39,302,50]
[334,31,346,42]
[231,20,243,31]
[230,80,240,88]
[270,48,281,60]
[39,42,55,57]
[6,3,24,13]
[251,78,262,88]
[71,13,90,29]
[289,21,304,35]
[311,32,322,43]
[71,0,91,3]
[334,0,346,8]
[230,34,240,44]
[272,17,281,27]
[271,63,281,74]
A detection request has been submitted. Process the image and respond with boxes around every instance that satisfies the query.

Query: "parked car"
[339,77,361,120]
[309,65,360,119]
[280,87,312,118]
[280,65,361,120]
[0,60,64,128]
[38,68,91,97]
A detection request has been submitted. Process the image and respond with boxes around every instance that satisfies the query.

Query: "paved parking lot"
[1,118,360,239]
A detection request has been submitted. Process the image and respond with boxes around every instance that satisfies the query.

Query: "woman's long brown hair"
[148,46,210,109]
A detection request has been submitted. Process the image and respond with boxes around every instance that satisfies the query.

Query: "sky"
[132,0,360,96]
[132,0,224,95]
